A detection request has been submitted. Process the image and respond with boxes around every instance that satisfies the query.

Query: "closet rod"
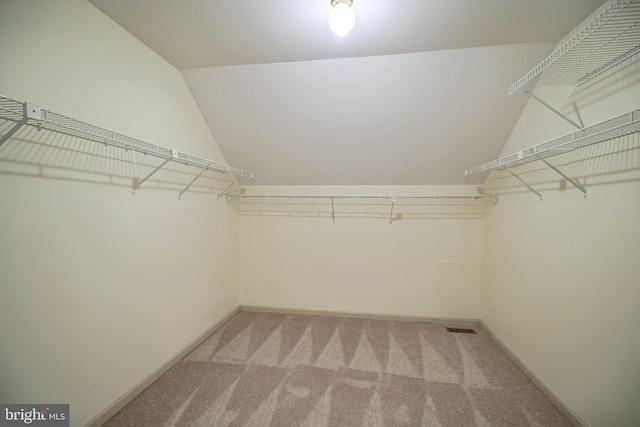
[230,195,490,200]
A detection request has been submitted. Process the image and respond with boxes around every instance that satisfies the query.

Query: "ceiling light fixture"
[328,0,356,37]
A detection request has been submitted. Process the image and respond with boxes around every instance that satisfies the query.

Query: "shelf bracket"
[0,116,29,148]
[389,197,396,224]
[217,175,251,200]
[525,91,583,130]
[178,167,208,200]
[505,167,542,202]
[0,102,39,147]
[217,177,239,201]
[133,157,172,192]
[331,197,335,223]
[466,174,499,204]
[535,154,587,199]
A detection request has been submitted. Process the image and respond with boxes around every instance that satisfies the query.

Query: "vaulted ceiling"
[89,0,607,185]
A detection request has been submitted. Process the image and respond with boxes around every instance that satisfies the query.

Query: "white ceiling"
[89,0,607,185]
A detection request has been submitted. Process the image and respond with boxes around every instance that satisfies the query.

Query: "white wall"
[3,3,637,427]
[238,185,484,319]
[482,25,640,427]
[0,1,239,425]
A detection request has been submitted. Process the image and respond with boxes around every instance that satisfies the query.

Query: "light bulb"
[328,2,356,37]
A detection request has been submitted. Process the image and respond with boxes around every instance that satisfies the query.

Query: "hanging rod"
[229,195,489,200]
[0,95,254,189]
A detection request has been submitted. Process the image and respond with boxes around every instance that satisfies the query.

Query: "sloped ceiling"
[89,0,607,185]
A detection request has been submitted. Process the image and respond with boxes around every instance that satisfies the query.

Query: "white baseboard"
[239,304,480,329]
[479,321,587,427]
[84,306,239,427]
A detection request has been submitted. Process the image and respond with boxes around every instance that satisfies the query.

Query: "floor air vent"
[445,327,476,334]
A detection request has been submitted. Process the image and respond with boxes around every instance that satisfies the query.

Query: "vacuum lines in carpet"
[104,311,571,426]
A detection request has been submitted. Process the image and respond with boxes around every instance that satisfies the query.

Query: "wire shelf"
[230,195,493,220]
[465,110,640,175]
[0,95,254,181]
[509,0,640,95]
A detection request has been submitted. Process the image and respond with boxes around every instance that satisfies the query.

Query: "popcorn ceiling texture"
[104,311,570,426]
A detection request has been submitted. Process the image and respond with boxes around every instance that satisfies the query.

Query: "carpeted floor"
[103,311,571,426]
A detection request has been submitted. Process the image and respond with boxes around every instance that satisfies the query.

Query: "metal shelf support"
[179,167,208,200]
[218,177,239,201]
[0,102,41,147]
[0,117,28,148]
[218,175,252,200]
[389,197,396,224]
[466,174,499,204]
[505,167,543,202]
[331,197,335,223]
[133,157,172,193]
[535,154,587,199]
[525,91,583,130]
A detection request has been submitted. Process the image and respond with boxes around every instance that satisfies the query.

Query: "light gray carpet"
[104,312,571,426]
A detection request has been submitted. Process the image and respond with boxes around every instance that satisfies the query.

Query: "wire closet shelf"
[464,109,640,201]
[508,0,640,95]
[0,95,254,196]
[229,195,494,222]
[465,110,640,176]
